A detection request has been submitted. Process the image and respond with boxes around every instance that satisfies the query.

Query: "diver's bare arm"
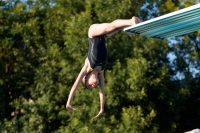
[94,72,105,118]
[66,59,88,110]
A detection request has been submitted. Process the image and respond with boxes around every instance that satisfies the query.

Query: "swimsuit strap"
[90,68,104,74]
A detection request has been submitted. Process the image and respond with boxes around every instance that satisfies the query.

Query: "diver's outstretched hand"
[66,104,76,111]
[94,109,104,118]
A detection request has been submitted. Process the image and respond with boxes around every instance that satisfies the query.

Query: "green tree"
[1,0,200,133]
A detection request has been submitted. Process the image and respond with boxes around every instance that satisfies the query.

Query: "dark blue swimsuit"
[88,35,107,70]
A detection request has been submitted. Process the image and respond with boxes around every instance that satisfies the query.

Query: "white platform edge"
[124,4,200,31]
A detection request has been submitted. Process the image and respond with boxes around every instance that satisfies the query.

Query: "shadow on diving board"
[124,4,200,39]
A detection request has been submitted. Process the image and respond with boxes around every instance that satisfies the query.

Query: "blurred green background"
[0,0,200,132]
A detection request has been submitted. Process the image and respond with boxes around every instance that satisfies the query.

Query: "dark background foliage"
[0,0,200,132]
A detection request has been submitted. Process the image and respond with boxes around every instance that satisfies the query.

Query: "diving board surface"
[124,4,200,39]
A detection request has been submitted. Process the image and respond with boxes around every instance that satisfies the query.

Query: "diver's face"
[86,73,99,89]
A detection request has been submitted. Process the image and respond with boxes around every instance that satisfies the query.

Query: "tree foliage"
[0,0,200,133]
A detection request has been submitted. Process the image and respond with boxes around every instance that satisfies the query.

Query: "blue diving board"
[124,4,200,39]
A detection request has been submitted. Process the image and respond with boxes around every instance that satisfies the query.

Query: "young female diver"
[66,16,141,118]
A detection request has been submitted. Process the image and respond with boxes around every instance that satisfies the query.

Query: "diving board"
[124,4,200,39]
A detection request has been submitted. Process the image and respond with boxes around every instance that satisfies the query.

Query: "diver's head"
[82,72,99,89]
